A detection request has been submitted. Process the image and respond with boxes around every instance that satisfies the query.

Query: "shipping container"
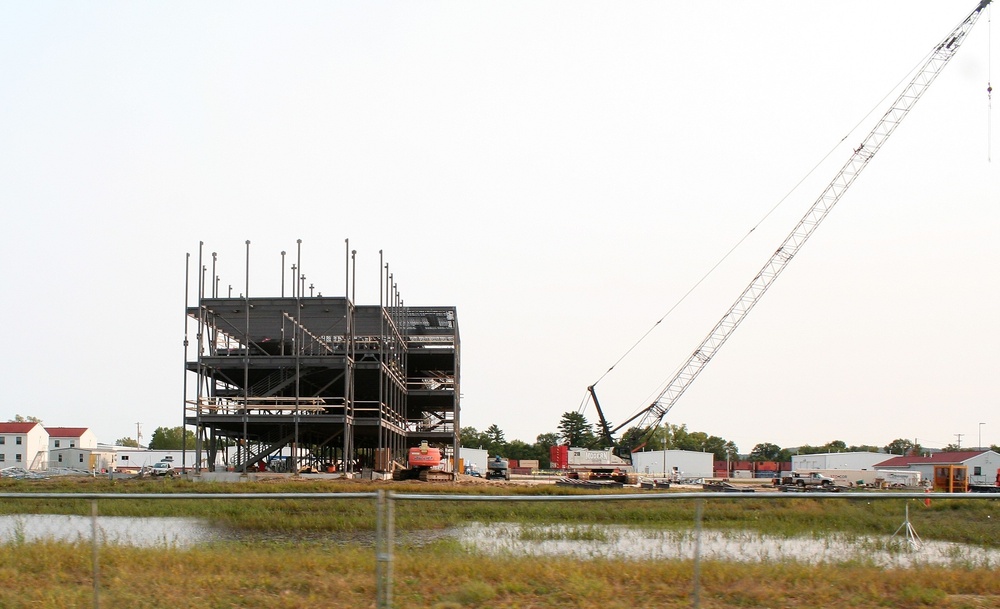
[550,445,569,470]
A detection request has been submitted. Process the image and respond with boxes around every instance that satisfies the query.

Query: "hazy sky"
[2,2,997,453]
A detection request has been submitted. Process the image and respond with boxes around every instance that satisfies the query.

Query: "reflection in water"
[0,514,446,548]
[454,523,1000,568]
[2,515,997,567]
[0,514,216,547]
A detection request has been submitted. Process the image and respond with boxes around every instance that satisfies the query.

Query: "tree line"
[460,412,999,468]
[12,414,989,465]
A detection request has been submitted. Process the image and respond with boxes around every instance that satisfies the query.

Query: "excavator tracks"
[419,469,456,483]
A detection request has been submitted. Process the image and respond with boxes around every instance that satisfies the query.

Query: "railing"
[0,490,996,609]
[186,396,330,415]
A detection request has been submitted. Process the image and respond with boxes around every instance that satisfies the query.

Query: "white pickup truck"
[780,472,835,488]
[148,462,176,477]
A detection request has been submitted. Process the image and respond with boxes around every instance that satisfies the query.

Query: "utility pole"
[955,433,964,449]
[136,423,143,448]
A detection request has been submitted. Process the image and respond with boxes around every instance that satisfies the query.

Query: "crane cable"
[583,43,950,420]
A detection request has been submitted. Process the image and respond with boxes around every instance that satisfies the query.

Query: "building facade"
[184,243,460,475]
[0,423,49,470]
[875,450,1000,486]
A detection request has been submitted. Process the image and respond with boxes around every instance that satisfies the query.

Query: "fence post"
[91,499,100,609]
[376,490,386,608]
[386,490,395,608]
[692,499,703,609]
[376,490,395,609]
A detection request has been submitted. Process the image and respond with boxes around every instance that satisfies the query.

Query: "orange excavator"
[392,440,455,482]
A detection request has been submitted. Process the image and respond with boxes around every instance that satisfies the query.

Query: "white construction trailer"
[630,450,714,481]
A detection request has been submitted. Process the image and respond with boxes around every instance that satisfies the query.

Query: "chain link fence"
[0,491,997,608]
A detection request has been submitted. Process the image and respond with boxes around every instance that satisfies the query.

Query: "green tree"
[115,437,139,447]
[618,426,656,453]
[8,414,42,424]
[504,439,535,461]
[557,412,596,448]
[848,444,880,453]
[535,432,559,450]
[749,442,783,461]
[460,426,487,449]
[483,424,507,455]
[533,433,559,468]
[884,438,921,456]
[148,426,196,450]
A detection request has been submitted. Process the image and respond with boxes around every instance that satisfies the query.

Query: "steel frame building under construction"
[183,241,459,475]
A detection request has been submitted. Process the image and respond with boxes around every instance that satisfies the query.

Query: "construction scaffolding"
[182,242,459,475]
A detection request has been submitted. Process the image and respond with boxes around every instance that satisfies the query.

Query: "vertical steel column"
[378,252,385,459]
[242,240,250,472]
[294,240,302,474]
[348,248,357,472]
[182,253,190,474]
[343,240,352,473]
[195,242,205,473]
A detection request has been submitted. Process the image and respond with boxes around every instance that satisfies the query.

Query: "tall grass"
[1,540,998,608]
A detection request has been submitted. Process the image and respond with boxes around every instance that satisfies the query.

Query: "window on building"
[0,437,5,445]
[15,454,22,462]
[974,466,982,476]
[15,437,22,445]
[58,454,63,463]
[79,454,84,463]
[54,440,60,448]
[121,455,129,461]
[70,442,76,448]
[0,454,5,462]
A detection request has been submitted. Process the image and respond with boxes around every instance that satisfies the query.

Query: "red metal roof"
[45,427,89,438]
[876,451,987,468]
[0,422,41,434]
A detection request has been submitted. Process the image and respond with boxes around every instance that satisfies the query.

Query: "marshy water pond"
[2,514,997,568]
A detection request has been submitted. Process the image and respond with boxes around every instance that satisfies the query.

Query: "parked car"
[149,462,175,477]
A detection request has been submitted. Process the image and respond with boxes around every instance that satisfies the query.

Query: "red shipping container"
[550,445,569,470]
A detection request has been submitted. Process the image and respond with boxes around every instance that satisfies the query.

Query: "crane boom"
[614,0,992,437]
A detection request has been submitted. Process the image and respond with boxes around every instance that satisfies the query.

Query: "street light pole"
[979,423,985,451]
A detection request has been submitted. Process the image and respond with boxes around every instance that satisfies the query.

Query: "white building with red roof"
[875,450,1000,487]
[45,427,97,451]
[0,422,49,470]
[45,427,109,470]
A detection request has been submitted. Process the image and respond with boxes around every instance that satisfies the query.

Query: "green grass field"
[0,476,998,608]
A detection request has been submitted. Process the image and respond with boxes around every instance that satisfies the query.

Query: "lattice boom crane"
[603,0,993,444]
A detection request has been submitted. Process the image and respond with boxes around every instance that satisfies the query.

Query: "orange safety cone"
[924,487,931,507]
